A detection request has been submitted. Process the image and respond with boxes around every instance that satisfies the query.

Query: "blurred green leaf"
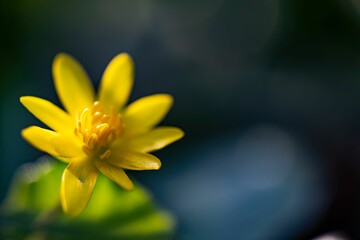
[0,157,175,239]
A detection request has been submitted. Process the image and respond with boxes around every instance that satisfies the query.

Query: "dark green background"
[2,0,360,239]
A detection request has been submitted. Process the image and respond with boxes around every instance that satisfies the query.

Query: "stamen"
[77,121,81,130]
[80,108,89,122]
[76,102,124,158]
[102,115,110,123]
[97,124,111,145]
[92,112,103,124]
[82,146,93,156]
[100,149,112,160]
[83,129,90,143]
[74,127,79,136]
[91,101,101,113]
[87,133,98,149]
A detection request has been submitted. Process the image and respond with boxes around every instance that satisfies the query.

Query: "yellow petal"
[98,53,134,112]
[123,94,173,135]
[50,134,84,158]
[95,161,134,190]
[126,127,184,152]
[61,158,98,216]
[106,151,161,170]
[21,126,81,159]
[20,96,74,134]
[21,126,63,158]
[52,53,95,117]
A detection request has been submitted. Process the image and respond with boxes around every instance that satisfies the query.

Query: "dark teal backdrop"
[2,0,360,239]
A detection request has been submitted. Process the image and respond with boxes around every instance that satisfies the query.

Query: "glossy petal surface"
[20,96,74,134]
[124,94,173,135]
[21,126,63,158]
[98,53,134,112]
[61,158,98,216]
[53,53,95,116]
[50,134,84,158]
[95,161,134,190]
[107,151,161,170]
[126,127,184,152]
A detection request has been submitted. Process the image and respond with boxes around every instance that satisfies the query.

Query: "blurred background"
[1,0,360,239]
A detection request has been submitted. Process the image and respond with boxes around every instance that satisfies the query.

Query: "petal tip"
[117,52,133,61]
[162,94,174,103]
[20,127,29,138]
[54,52,71,62]
[53,53,69,71]
[148,154,162,170]
[52,52,78,74]
[20,126,39,139]
[153,160,162,170]
[124,181,135,191]
[177,128,185,139]
[19,96,32,105]
[110,52,134,69]
[161,94,174,109]
[60,197,82,217]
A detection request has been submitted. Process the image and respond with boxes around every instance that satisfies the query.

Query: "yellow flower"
[20,53,184,216]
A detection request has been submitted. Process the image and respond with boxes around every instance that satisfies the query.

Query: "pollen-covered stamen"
[75,101,124,159]
[96,123,111,144]
[87,133,98,149]
[100,149,112,160]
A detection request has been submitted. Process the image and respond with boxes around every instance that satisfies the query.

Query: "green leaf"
[0,156,175,239]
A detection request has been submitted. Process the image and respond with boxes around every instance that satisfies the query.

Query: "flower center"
[74,101,124,160]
